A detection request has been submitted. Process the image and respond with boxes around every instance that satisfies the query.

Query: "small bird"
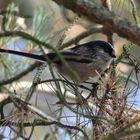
[0,40,116,81]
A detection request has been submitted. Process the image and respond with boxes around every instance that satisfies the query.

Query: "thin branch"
[60,26,102,49]
[0,96,88,140]
[40,79,92,91]
[0,118,88,140]
[0,62,41,86]
[0,31,53,49]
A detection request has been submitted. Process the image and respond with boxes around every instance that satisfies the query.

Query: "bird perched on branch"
[0,40,116,81]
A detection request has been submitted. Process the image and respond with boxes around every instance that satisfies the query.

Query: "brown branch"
[52,0,140,46]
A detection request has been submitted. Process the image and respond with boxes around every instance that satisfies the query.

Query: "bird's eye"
[104,49,109,53]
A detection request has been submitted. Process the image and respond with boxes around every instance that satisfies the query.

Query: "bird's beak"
[112,51,116,58]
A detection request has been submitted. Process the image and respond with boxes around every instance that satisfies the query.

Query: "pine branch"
[52,0,140,46]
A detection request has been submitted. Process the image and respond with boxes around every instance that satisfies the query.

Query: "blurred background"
[0,0,140,140]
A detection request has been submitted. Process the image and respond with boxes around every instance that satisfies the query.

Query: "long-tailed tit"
[0,40,116,81]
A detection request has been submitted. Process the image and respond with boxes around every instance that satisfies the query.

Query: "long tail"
[0,48,47,62]
[0,48,93,64]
